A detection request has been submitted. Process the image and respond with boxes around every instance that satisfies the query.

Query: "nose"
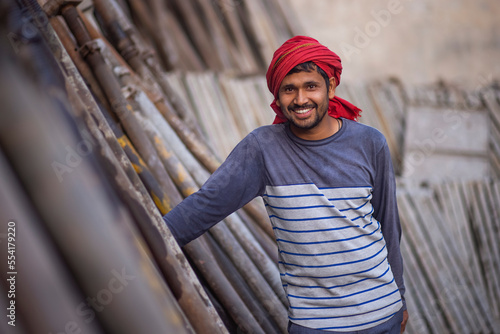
[294,88,308,106]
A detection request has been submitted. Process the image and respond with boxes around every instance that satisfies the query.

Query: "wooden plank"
[241,0,286,65]
[201,73,242,156]
[219,75,260,136]
[440,182,485,290]
[482,88,500,128]
[273,0,305,36]
[409,191,475,332]
[467,181,500,323]
[400,240,435,334]
[446,85,469,110]
[368,81,403,172]
[464,90,485,110]
[343,82,383,131]
[474,181,500,318]
[425,190,491,332]
[213,0,264,71]
[196,0,242,71]
[398,193,450,333]
[170,0,224,70]
[401,106,489,182]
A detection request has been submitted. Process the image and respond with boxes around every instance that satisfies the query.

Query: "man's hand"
[400,310,409,333]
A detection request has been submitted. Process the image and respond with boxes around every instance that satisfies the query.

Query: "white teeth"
[294,108,312,114]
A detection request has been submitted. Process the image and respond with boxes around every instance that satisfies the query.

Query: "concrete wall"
[289,0,500,89]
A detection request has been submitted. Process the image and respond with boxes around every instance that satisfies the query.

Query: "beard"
[285,102,329,130]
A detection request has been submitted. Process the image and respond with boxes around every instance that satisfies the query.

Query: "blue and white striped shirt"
[164,119,405,332]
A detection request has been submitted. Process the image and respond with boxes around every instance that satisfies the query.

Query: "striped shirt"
[164,119,405,332]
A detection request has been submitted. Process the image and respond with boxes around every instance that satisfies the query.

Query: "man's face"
[276,70,336,138]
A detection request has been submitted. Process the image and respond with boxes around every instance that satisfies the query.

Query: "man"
[163,36,408,333]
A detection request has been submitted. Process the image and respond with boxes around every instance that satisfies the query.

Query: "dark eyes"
[282,84,318,93]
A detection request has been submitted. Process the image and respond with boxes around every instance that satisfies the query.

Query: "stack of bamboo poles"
[165,71,500,334]
[163,72,274,159]
[1,0,500,333]
[114,0,300,74]
[0,0,295,333]
[398,180,500,334]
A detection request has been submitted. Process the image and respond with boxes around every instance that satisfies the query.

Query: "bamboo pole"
[469,181,500,320]
[0,40,191,333]
[126,0,179,70]
[213,0,263,71]
[398,193,462,333]
[184,236,267,334]
[62,5,184,203]
[204,233,282,333]
[397,189,451,334]
[160,71,207,139]
[91,0,276,243]
[39,3,228,333]
[424,190,490,332]
[125,74,281,280]
[399,239,434,334]
[170,0,224,70]
[135,107,288,331]
[149,0,205,71]
[0,151,106,334]
[131,95,273,333]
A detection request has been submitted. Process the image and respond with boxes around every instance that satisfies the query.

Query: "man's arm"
[371,141,406,311]
[163,132,266,247]
[371,140,408,332]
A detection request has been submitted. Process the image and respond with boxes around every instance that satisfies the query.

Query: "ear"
[328,77,336,99]
[275,98,281,108]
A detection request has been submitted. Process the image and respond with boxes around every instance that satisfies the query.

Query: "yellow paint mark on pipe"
[184,187,197,197]
[175,162,189,183]
[117,136,127,147]
[153,135,171,160]
[118,135,148,167]
[152,192,171,215]
[131,162,143,174]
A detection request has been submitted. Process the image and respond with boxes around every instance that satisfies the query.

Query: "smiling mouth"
[290,104,316,115]
[293,107,313,114]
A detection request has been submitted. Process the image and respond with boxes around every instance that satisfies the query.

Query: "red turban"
[266,36,361,124]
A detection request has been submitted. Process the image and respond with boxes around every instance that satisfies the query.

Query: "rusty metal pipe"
[59,4,182,206]
[0,150,105,334]
[0,34,190,333]
[184,236,266,334]
[93,0,206,138]
[30,4,227,333]
[138,109,286,304]
[204,233,282,333]
[137,113,288,331]
[92,0,275,245]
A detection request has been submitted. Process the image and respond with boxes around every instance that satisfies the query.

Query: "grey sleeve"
[162,133,266,247]
[371,141,407,311]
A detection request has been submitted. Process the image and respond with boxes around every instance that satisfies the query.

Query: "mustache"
[288,103,316,111]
